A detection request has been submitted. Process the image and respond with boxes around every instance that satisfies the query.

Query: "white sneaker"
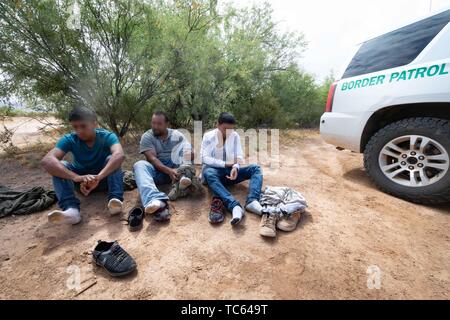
[145,200,166,215]
[108,199,123,216]
[48,208,81,225]
[179,176,192,190]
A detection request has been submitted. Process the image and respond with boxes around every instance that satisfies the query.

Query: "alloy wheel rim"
[378,135,449,187]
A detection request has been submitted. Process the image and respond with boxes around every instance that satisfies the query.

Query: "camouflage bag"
[123,170,137,191]
[168,164,202,201]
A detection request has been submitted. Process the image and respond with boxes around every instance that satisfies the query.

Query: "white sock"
[108,198,123,215]
[145,200,166,214]
[48,208,81,225]
[231,206,244,225]
[179,176,192,190]
[246,200,263,215]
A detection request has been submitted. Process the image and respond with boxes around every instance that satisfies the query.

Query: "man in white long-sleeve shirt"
[201,112,263,226]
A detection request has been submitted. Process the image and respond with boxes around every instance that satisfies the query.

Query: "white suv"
[320,8,450,204]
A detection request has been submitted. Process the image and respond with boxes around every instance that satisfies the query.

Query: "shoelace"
[211,200,223,213]
[110,245,128,266]
[262,214,276,228]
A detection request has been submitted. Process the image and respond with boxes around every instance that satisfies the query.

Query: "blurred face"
[217,123,235,139]
[151,114,168,137]
[70,120,97,141]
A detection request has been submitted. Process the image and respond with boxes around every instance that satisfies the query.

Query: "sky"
[234,0,450,81]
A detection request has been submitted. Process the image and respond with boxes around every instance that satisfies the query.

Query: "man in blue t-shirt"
[41,107,125,225]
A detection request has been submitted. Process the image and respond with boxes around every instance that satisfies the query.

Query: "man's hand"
[73,175,97,184]
[226,167,238,181]
[168,168,180,182]
[80,177,100,196]
[225,161,236,168]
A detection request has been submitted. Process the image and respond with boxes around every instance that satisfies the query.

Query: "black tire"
[364,117,450,204]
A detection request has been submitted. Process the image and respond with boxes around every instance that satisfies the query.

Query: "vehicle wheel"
[364,117,450,204]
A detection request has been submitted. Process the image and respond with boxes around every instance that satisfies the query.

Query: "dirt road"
[0,129,449,299]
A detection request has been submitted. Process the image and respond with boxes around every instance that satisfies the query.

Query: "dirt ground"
[0,120,449,300]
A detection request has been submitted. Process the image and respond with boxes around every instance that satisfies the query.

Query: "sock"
[179,176,192,190]
[108,198,123,215]
[48,208,81,225]
[231,206,244,225]
[145,200,166,214]
[246,200,263,215]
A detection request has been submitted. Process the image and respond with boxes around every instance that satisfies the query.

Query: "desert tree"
[0,0,217,136]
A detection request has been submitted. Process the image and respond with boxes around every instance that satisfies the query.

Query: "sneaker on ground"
[277,211,303,232]
[127,207,144,231]
[259,213,277,238]
[153,206,171,222]
[92,241,137,277]
[209,197,225,224]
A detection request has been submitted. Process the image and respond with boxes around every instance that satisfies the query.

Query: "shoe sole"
[209,217,224,224]
[153,218,171,222]
[276,224,298,232]
[94,260,137,277]
[153,215,171,222]
[260,230,276,238]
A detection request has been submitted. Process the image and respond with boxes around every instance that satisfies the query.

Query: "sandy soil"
[1,116,60,147]
[0,126,449,300]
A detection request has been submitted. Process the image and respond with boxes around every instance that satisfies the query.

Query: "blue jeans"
[133,159,178,208]
[52,156,124,211]
[203,164,263,212]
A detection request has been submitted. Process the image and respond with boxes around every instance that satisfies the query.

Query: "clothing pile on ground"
[0,185,57,218]
[260,186,308,217]
[259,186,308,238]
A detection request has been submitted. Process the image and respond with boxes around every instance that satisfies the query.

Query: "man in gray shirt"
[133,111,194,221]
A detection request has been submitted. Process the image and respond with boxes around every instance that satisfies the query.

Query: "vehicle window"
[342,9,450,79]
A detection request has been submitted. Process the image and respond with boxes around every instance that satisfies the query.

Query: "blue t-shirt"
[56,128,120,171]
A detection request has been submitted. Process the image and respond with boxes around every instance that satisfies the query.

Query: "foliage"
[0,0,332,134]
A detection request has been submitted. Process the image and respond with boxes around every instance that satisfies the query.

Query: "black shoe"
[153,205,171,222]
[92,241,137,277]
[127,207,144,232]
[209,197,225,224]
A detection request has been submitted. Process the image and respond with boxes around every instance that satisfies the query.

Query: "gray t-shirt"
[140,129,188,162]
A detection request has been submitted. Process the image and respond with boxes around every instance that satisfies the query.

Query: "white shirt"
[200,129,244,178]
